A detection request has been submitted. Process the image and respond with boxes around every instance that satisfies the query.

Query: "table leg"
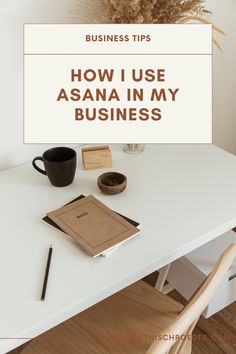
[155,264,174,294]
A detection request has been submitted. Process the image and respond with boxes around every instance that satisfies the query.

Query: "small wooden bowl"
[97,172,127,195]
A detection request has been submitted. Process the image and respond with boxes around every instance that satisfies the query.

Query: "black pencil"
[41,245,53,301]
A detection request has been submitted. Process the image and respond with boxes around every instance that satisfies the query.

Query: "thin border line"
[24,23,212,26]
[211,25,213,144]
[0,338,32,340]
[24,53,211,56]
[23,26,25,144]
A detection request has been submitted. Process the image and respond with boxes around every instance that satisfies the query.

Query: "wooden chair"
[21,243,236,354]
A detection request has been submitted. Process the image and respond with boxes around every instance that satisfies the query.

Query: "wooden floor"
[8,270,236,354]
[143,272,236,354]
[8,272,236,354]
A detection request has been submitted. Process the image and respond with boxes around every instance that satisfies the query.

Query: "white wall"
[206,0,236,154]
[0,0,105,170]
[0,1,73,169]
[0,0,235,170]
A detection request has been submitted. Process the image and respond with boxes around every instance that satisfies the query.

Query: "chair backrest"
[147,243,236,354]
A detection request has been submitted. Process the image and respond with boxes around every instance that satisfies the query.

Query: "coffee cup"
[32,147,77,187]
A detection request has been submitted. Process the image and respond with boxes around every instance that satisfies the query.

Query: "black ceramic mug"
[32,147,77,187]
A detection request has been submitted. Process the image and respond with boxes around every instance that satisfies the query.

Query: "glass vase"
[122,144,145,154]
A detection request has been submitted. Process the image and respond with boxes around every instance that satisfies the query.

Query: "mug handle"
[32,157,47,175]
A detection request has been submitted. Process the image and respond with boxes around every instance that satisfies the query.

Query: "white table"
[1,144,236,353]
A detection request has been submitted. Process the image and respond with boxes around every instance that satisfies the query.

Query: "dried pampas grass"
[105,0,207,24]
[105,0,225,50]
[180,15,226,51]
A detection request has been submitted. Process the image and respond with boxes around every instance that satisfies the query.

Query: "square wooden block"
[82,146,112,170]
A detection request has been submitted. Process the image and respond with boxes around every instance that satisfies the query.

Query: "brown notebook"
[47,195,140,257]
